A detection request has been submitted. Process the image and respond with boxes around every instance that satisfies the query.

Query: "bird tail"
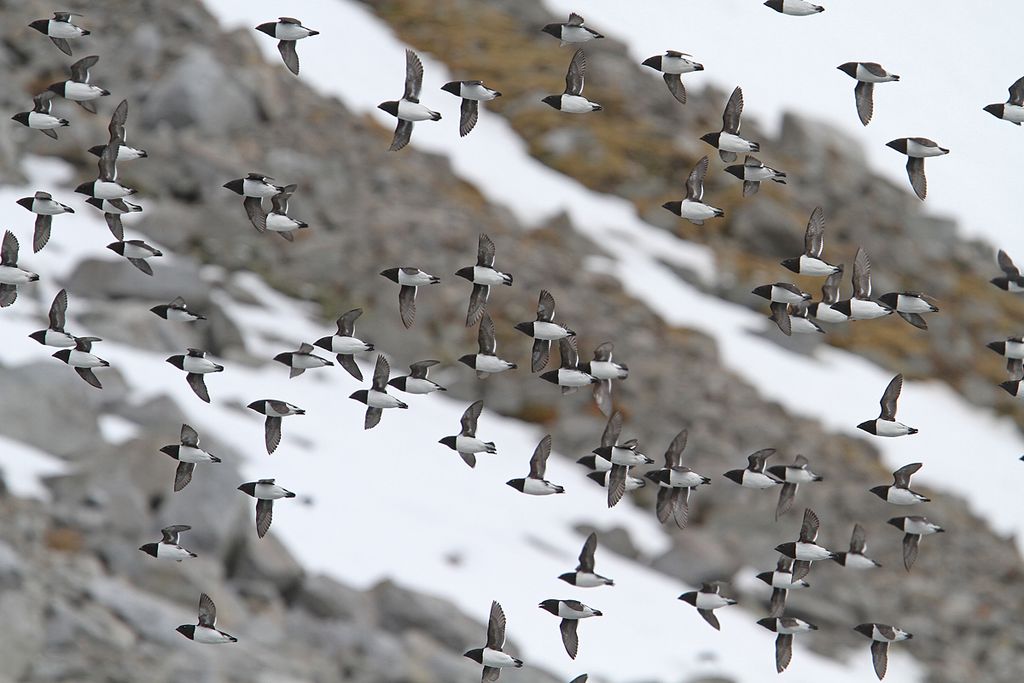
[485,442,497,454]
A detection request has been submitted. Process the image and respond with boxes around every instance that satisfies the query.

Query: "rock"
[65,258,213,305]
[229,533,305,597]
[295,573,375,622]
[370,579,483,652]
[0,539,25,589]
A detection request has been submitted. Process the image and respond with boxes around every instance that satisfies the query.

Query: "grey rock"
[370,579,483,652]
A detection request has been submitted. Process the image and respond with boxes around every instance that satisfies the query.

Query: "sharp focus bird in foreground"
[991,249,1024,293]
[886,137,949,200]
[439,399,495,468]
[53,336,108,389]
[641,51,704,104]
[541,337,597,392]
[724,448,780,489]
[581,341,628,416]
[151,296,205,323]
[538,599,602,660]
[48,55,109,113]
[30,288,76,347]
[247,399,305,454]
[662,155,724,225]
[378,49,441,151]
[85,197,141,241]
[514,289,575,372]
[274,342,333,378]
[833,247,892,320]
[223,173,285,232]
[542,48,602,113]
[700,86,759,162]
[781,207,841,276]
[314,308,373,380]
[774,507,834,581]
[139,524,197,561]
[888,516,943,571]
[388,360,446,395]
[350,355,408,429]
[441,80,501,137]
[460,312,518,377]
[455,233,513,326]
[678,582,737,631]
[541,13,603,45]
[463,601,523,682]
[177,593,236,644]
[87,99,147,161]
[379,267,441,328]
[764,0,825,15]
[160,423,221,492]
[854,623,912,680]
[29,11,89,56]
[858,374,918,437]
[0,231,38,307]
[11,92,69,139]
[756,556,809,616]
[644,429,710,529]
[767,454,822,519]
[877,291,938,330]
[832,523,881,569]
[724,155,786,196]
[264,184,309,241]
[166,348,223,403]
[507,435,565,495]
[255,17,319,76]
[870,462,929,505]
[983,76,1024,126]
[16,191,74,253]
[238,479,297,538]
[559,532,614,587]
[837,62,899,126]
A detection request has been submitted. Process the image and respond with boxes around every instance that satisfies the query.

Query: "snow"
[0,435,66,501]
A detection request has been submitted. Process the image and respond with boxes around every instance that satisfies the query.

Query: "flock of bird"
[4,5,1020,681]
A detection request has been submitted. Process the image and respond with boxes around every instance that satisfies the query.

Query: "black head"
[886,517,904,530]
[557,571,577,585]
[885,139,908,153]
[255,22,277,36]
[756,617,777,631]
[159,445,179,459]
[349,390,368,404]
[11,112,30,126]
[836,62,858,78]
[723,165,744,180]
[868,485,888,500]
[149,305,171,319]
[315,336,337,351]
[831,300,853,317]
[780,257,801,274]
[237,482,256,496]
[513,321,533,336]
[139,543,159,557]
[644,470,669,485]
[506,478,526,492]
[75,181,94,196]
[377,101,399,117]
[722,469,744,485]
[856,420,876,435]
[538,599,560,615]
[751,285,773,300]
[877,293,899,307]
[17,197,36,211]
[774,542,796,557]
[380,268,400,283]
[441,81,461,96]
[246,400,265,412]
[28,19,50,33]
[755,570,773,586]
[853,624,874,638]
[700,132,720,146]
[539,370,560,385]
[586,471,607,487]
[222,178,244,194]
[454,266,475,282]
[51,349,71,363]
[47,82,65,96]
[165,355,185,370]
[677,591,697,606]
[29,329,50,345]
[463,648,484,664]
[1000,380,1020,396]
[541,23,561,38]
[661,200,682,216]
[176,624,195,639]
[457,354,476,369]
[641,56,661,71]
[84,197,105,211]
[983,103,1004,118]
[987,341,1006,355]
[273,352,292,365]
[86,144,106,157]
[541,95,562,110]
[438,435,457,450]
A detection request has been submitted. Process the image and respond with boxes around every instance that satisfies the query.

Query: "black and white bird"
[836,62,899,126]
[644,429,710,529]
[30,288,76,348]
[160,423,221,492]
[379,267,441,329]
[455,234,513,326]
[29,12,89,56]
[379,49,441,152]
[264,184,308,241]
[832,523,882,569]
[515,290,575,373]
[274,342,333,378]
[166,348,223,403]
[177,593,237,644]
[541,337,597,392]
[581,342,628,416]
[237,479,297,538]
[389,360,446,395]
[542,49,602,113]
[150,296,205,322]
[593,419,654,509]
[992,249,1024,293]
[870,462,929,505]
[878,292,938,330]
[764,0,825,15]
[756,613,819,674]
[11,92,69,139]
[984,76,1024,126]
[507,435,565,495]
[576,411,622,473]
[247,399,305,454]
[772,302,824,336]
[700,87,759,162]
[16,191,74,253]
[888,516,943,571]
[439,399,495,468]
[48,55,109,113]
[781,207,841,277]
[0,231,39,307]
[558,532,614,587]
[52,336,107,389]
[222,173,285,232]
[349,355,408,430]
[641,51,704,104]
[85,197,141,241]
[756,556,809,617]
[858,374,918,437]
[1000,376,1024,399]
[255,17,319,76]
[808,266,849,324]
[987,336,1024,379]
[833,248,892,320]
[853,623,913,680]
[314,308,373,380]
[886,137,949,200]
[541,13,603,45]
[678,582,737,631]
[587,470,646,493]
[87,99,147,161]
[724,155,786,197]
[752,283,811,334]
[723,448,781,489]
[538,599,602,660]
[441,80,501,137]
[77,141,136,200]
[139,524,197,562]
[104,238,160,273]
[463,601,523,682]
[774,507,834,581]
[460,312,518,378]
[662,155,724,225]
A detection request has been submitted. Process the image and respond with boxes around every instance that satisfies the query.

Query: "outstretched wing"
[529,434,552,479]
[722,86,744,134]
[685,156,709,201]
[460,399,484,437]
[486,600,506,650]
[879,374,903,420]
[565,49,587,96]
[403,49,424,102]
[804,206,825,258]
[198,592,217,627]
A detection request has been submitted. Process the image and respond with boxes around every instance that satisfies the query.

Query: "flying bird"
[463,601,523,682]
[52,336,107,388]
[237,479,297,538]
[662,155,724,225]
[767,454,822,519]
[832,524,882,569]
[29,288,76,347]
[538,599,602,660]
[455,233,513,326]
[264,184,308,241]
[176,593,237,644]
[853,623,913,680]
[441,80,501,137]
[870,462,929,506]
[247,399,305,454]
[87,99,147,161]
[541,13,603,45]
[159,423,221,492]
[581,342,628,416]
[314,308,374,380]
[166,348,224,403]
[0,231,39,307]
[139,524,196,562]
[888,516,944,571]
[379,267,441,329]
[774,507,834,581]
[439,399,495,468]
[983,76,1024,126]
[460,312,518,378]
[644,429,711,529]
[29,11,89,56]
[255,17,319,76]
[678,582,737,631]
[388,360,446,395]
[378,49,441,152]
[11,92,69,139]
[756,556,809,617]
[507,435,565,495]
[16,191,74,253]
[764,0,825,15]
[85,197,141,241]
[222,173,285,232]
[558,532,614,587]
[723,448,780,489]
[833,248,892,320]
[274,342,333,378]
[641,51,704,104]
[987,336,1024,379]
[150,296,206,322]
[593,419,653,509]
[349,355,408,429]
[47,55,109,113]
[781,207,841,276]
[77,141,136,199]
[724,155,786,196]
[878,291,938,330]
[514,290,575,372]
[991,249,1024,293]
[807,266,848,324]
[700,87,759,162]
[836,62,899,126]
[541,337,597,392]
[858,374,918,437]
[886,137,948,200]
[757,613,818,673]
[542,49,602,113]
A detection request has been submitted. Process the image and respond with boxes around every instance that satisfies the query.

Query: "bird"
[983,76,1024,126]
[836,62,899,126]
[807,266,849,324]
[781,207,841,276]
[0,231,39,307]
[237,479,297,538]
[774,507,833,581]
[28,11,89,56]
[29,288,76,348]
[274,342,333,378]
[379,267,441,329]
[455,234,513,326]
[255,17,319,76]
[581,342,628,417]
[771,301,824,336]
[223,173,285,232]
[542,49,602,113]
[16,191,74,253]
[176,593,237,644]
[160,423,221,492]
[858,373,918,437]
[724,155,786,196]
[541,337,597,392]
[87,99,147,161]
[166,348,223,403]
[756,556,809,617]
[76,141,136,200]
[723,448,781,489]
[139,524,197,561]
[52,336,108,389]
[870,462,929,505]
[538,599,602,660]
[441,80,501,137]
[378,49,441,152]
[764,0,825,15]
[886,137,949,200]
[586,470,646,493]
[264,184,308,241]
[700,87,759,162]
[593,425,654,509]
[11,92,69,139]
[756,613,818,673]
[461,312,518,378]
[389,360,446,395]
[577,411,622,473]
[514,290,575,372]
[752,284,811,335]
[662,155,724,225]
[541,13,603,45]
[439,399,495,468]
[832,248,892,320]
[644,429,710,529]
[47,55,109,113]
[999,377,1024,399]
[106,240,161,276]
[987,336,1024,379]
[991,249,1024,293]
[507,435,565,495]
[349,354,408,430]
[150,296,206,322]
[678,583,737,631]
[853,623,913,680]
[85,197,141,241]
[463,601,523,682]
[877,292,938,330]
[558,532,614,587]
[832,524,882,569]
[641,51,704,104]
[246,400,305,454]
[888,516,943,571]
[314,308,374,380]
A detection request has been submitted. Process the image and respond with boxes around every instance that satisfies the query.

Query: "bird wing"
[409,359,439,379]
[663,429,688,468]
[69,55,98,83]
[537,289,557,321]
[477,233,496,267]
[564,48,586,96]
[256,498,274,538]
[336,308,362,336]
[775,634,793,674]
[852,247,872,298]
[161,524,190,544]
[1008,76,1024,106]
[371,354,390,392]
[459,98,479,137]
[466,284,490,327]
[722,86,744,134]
[870,640,890,680]
[577,531,597,573]
[600,411,623,448]
[98,141,118,182]
[389,119,414,152]
[278,40,300,76]
[804,206,825,258]
[879,373,903,420]
[478,312,497,354]
[906,156,927,200]
[747,448,776,472]
[685,155,709,201]
[854,81,874,126]
[460,399,484,437]
[398,284,417,328]
[592,342,613,362]
[180,423,200,447]
[198,593,217,627]
[0,231,17,266]
[558,336,579,368]
[186,373,210,403]
[264,416,282,454]
[567,12,585,26]
[403,49,424,102]
[486,600,506,649]
[892,462,922,488]
[850,523,867,554]
[529,434,552,479]
[48,288,68,331]
[799,507,820,542]
[998,249,1020,278]
[821,265,844,303]
[559,619,579,659]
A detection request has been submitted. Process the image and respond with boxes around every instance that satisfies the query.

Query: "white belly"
[397,270,434,286]
[769,573,805,589]
[533,321,569,341]
[472,267,508,285]
[166,308,198,322]
[718,132,756,152]
[291,354,328,369]
[589,360,626,380]
[67,350,104,368]
[856,65,894,83]
[791,317,823,334]
[794,543,832,561]
[680,200,719,221]
[695,593,732,610]
[572,573,607,587]
[396,101,437,122]
[903,519,939,535]
[560,26,597,43]
[455,436,489,453]
[777,619,815,634]
[461,84,498,101]
[609,446,645,466]
[366,390,403,409]
[742,471,779,489]
[42,330,77,347]
[475,355,514,374]
[559,95,598,114]
[178,445,215,464]
[265,403,299,417]
[480,649,518,667]
[782,0,821,15]
[743,166,776,181]
[522,478,559,496]
[772,286,807,304]
[0,266,37,284]
[32,200,69,215]
[557,369,594,387]
[842,553,878,569]
[253,483,290,499]
[558,604,595,619]
[887,488,922,505]
[905,140,946,157]
[669,470,706,487]
[661,55,701,74]
[27,112,65,129]
[266,213,303,231]
[49,22,86,38]
[194,627,234,644]
[94,181,132,200]
[874,419,913,437]
[182,356,219,373]
[812,303,848,323]
[402,377,440,394]
[276,24,314,40]
[849,298,891,320]
[799,255,836,275]
[1006,340,1024,358]
[64,82,105,101]
[157,544,195,561]
[896,295,933,313]
[328,336,369,354]
[1004,105,1024,123]
[241,178,279,197]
